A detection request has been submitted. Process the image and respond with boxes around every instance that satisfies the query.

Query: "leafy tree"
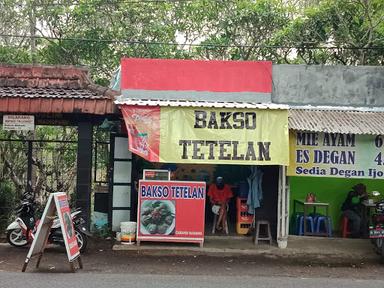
[0,0,383,83]
[274,0,384,65]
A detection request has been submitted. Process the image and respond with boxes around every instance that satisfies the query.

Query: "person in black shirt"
[341,183,368,238]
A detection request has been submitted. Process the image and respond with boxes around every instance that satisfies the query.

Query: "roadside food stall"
[109,58,291,248]
[287,108,384,238]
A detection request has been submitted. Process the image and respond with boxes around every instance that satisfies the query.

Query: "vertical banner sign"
[121,105,289,165]
[54,194,80,261]
[288,131,384,179]
[138,180,206,246]
[121,106,161,162]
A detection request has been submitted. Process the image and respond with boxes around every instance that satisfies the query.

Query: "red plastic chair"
[341,216,351,238]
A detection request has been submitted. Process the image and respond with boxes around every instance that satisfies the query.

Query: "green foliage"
[0,126,78,207]
[0,46,31,64]
[0,0,383,84]
[0,181,16,233]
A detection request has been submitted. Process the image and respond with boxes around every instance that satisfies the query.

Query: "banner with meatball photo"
[54,193,80,261]
[138,180,206,245]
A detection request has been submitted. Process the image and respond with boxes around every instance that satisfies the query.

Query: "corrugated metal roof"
[114,97,289,110]
[289,109,384,135]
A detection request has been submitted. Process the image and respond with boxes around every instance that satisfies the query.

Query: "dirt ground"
[1,238,384,279]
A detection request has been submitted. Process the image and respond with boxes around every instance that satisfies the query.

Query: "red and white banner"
[137,180,206,245]
[121,105,160,162]
[54,194,80,261]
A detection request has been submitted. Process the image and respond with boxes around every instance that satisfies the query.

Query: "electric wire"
[1,33,383,50]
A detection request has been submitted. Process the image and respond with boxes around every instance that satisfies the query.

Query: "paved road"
[1,242,384,280]
[1,271,384,288]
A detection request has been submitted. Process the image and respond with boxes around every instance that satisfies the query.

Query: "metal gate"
[108,134,133,231]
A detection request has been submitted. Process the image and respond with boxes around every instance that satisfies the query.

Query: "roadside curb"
[112,242,380,266]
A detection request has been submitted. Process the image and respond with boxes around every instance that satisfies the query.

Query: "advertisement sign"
[121,105,289,165]
[3,115,34,131]
[121,105,160,162]
[54,193,80,261]
[23,193,80,272]
[137,180,206,245]
[288,131,384,179]
[143,169,170,181]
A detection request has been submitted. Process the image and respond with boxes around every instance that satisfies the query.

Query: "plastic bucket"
[120,222,136,244]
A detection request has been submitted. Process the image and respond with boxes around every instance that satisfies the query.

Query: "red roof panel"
[120,58,272,93]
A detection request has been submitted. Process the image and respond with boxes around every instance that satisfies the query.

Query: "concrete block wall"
[272,65,384,107]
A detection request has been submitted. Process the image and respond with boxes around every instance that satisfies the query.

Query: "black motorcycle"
[369,194,384,262]
[6,193,91,252]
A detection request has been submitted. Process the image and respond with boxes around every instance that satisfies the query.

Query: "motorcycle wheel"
[75,229,88,253]
[6,228,28,247]
[375,238,383,255]
[380,239,384,264]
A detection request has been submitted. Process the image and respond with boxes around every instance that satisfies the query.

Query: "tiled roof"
[289,108,384,135]
[0,87,110,99]
[0,64,117,114]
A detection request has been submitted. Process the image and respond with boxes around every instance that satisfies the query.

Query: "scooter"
[369,191,384,262]
[6,193,91,252]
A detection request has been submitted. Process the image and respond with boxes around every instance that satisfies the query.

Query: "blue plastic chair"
[315,216,332,237]
[298,215,315,235]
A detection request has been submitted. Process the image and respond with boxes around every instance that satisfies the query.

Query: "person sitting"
[208,176,233,232]
[341,183,368,238]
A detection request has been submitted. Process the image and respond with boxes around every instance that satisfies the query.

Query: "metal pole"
[285,174,290,237]
[277,166,282,245]
[281,166,286,239]
[27,140,33,193]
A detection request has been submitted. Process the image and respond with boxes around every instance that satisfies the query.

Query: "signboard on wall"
[137,180,206,246]
[3,115,34,131]
[143,169,170,181]
[121,105,289,165]
[288,131,384,179]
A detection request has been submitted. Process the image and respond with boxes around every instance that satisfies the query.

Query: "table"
[293,200,330,236]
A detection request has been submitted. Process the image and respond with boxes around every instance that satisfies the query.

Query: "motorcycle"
[6,193,91,252]
[369,191,384,262]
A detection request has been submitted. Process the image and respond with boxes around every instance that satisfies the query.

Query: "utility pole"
[29,0,36,63]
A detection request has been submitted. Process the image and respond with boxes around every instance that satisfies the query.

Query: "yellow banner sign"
[288,131,384,179]
[159,107,289,165]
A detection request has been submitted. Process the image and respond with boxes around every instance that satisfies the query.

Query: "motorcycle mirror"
[372,191,381,197]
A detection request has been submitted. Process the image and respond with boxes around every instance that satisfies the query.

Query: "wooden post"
[78,256,83,269]
[35,253,43,268]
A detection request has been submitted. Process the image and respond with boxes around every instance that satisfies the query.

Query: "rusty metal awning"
[114,97,289,110]
[289,108,384,135]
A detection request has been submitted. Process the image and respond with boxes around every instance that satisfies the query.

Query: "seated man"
[208,176,233,232]
[341,183,368,238]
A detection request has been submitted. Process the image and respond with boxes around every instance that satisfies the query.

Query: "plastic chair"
[212,205,229,235]
[293,213,303,235]
[315,216,333,237]
[298,215,315,235]
[341,216,351,238]
[254,220,272,245]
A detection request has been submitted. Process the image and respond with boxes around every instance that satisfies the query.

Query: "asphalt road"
[1,271,384,288]
[2,239,384,284]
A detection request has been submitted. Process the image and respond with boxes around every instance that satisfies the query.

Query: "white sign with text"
[3,115,35,131]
